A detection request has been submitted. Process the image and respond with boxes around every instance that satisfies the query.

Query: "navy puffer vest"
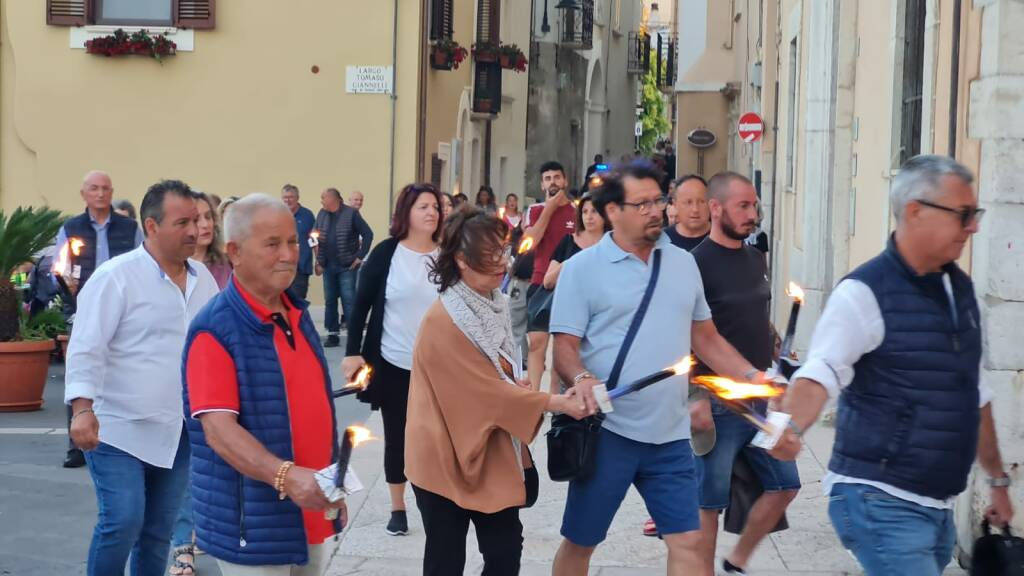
[182,281,340,565]
[829,237,981,500]
[62,210,138,288]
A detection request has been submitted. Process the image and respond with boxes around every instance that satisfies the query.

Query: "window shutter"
[431,154,444,188]
[46,0,89,26]
[476,0,500,44]
[174,0,216,29]
[431,0,454,41]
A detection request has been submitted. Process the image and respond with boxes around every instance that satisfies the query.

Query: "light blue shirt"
[550,232,712,445]
[55,212,145,267]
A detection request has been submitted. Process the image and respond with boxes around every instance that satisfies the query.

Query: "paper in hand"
[314,463,364,503]
[592,384,614,414]
[751,411,791,450]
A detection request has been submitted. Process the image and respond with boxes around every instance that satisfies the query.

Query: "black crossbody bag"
[546,250,662,482]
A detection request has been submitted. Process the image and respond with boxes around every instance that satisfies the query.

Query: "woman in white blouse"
[342,183,443,537]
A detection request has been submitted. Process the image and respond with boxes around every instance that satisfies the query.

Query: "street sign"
[635,121,643,137]
[738,112,764,143]
[345,66,394,94]
[687,128,717,149]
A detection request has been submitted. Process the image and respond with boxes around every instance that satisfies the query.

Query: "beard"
[721,211,755,241]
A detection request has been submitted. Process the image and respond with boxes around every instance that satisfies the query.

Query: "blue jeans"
[323,264,358,334]
[170,481,193,548]
[84,429,190,576]
[696,399,801,509]
[828,483,956,576]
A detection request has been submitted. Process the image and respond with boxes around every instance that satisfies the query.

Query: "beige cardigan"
[405,300,550,513]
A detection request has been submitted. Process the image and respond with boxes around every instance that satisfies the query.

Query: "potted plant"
[498,43,528,72]
[472,41,500,64]
[0,207,66,412]
[430,39,468,71]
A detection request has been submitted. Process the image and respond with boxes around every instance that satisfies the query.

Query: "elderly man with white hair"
[771,155,1013,575]
[182,193,346,575]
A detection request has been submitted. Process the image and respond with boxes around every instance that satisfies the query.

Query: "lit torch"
[333,365,372,398]
[517,235,535,255]
[326,425,375,520]
[592,357,695,413]
[51,242,77,310]
[693,375,785,438]
[498,206,507,221]
[68,238,84,280]
[780,282,804,360]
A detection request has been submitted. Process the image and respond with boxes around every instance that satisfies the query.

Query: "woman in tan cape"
[405,207,587,576]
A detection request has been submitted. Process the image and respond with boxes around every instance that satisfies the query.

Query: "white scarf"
[440,280,525,476]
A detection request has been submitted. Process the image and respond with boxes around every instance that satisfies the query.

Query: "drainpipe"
[948,0,962,157]
[768,79,780,281]
[388,0,400,219]
[417,0,430,182]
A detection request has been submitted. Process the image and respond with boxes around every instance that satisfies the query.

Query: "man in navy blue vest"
[281,184,316,301]
[772,155,1014,575]
[57,170,143,468]
[184,194,346,574]
[315,187,373,347]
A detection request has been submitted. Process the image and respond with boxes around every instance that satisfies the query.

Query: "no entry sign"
[738,112,764,143]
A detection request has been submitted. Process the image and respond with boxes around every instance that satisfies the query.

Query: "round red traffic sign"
[738,112,764,143]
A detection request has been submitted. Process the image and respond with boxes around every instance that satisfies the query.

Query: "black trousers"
[412,485,523,576]
[378,358,411,484]
[289,273,310,301]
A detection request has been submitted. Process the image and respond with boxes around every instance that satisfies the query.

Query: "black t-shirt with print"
[691,238,773,374]
[665,226,708,252]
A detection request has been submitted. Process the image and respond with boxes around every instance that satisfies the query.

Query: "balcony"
[627,31,650,75]
[654,33,677,90]
[557,0,594,50]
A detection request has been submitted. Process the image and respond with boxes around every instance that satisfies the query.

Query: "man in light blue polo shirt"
[550,163,769,576]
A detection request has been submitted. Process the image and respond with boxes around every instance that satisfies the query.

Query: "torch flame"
[671,356,695,375]
[693,376,783,401]
[70,238,85,256]
[346,425,374,447]
[346,365,372,391]
[517,236,535,255]
[52,243,71,277]
[498,207,506,220]
[786,282,805,304]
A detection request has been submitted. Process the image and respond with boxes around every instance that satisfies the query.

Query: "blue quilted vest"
[182,281,340,566]
[829,237,981,500]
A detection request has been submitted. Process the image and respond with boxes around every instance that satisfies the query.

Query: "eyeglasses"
[620,197,668,215]
[916,200,986,228]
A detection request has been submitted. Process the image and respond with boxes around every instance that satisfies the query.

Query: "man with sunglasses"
[771,155,1013,575]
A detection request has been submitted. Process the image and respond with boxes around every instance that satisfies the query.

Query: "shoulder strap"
[607,249,662,390]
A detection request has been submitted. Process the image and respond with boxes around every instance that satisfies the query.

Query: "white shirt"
[380,243,439,370]
[793,278,993,509]
[64,246,220,468]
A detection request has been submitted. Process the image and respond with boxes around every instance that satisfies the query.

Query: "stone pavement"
[325,412,969,575]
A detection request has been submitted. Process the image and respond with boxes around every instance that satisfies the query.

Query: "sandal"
[169,544,195,576]
[643,518,658,537]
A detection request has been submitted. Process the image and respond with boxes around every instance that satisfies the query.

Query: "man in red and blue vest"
[773,155,1014,575]
[184,194,346,574]
[58,170,143,468]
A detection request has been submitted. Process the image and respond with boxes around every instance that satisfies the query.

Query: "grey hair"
[224,193,293,243]
[891,155,974,220]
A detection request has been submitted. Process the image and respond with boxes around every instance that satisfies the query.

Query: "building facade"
[673,0,1024,556]
[525,0,645,196]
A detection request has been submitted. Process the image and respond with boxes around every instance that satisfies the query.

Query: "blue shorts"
[695,400,801,510]
[561,429,700,547]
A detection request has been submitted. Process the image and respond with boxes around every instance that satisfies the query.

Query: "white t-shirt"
[380,243,440,370]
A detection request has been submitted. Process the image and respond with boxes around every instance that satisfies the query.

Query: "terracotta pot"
[499,54,512,69]
[474,51,498,64]
[0,339,56,412]
[431,50,453,70]
[57,334,70,358]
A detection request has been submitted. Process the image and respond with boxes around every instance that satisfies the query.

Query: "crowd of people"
[34,151,1014,576]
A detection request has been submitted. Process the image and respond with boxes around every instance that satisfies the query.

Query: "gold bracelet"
[274,461,294,500]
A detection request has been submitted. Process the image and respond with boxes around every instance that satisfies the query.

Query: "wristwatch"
[989,475,1012,488]
[573,371,596,386]
[743,368,760,381]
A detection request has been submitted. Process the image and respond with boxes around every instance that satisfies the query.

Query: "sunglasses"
[916,200,985,228]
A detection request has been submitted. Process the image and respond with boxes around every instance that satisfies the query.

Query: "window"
[476,0,500,45]
[898,0,926,166]
[46,0,215,29]
[96,0,172,26]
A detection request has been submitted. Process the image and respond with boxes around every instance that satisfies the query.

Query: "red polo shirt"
[186,278,335,545]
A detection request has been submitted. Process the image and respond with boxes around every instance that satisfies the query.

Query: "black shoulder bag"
[546,249,663,482]
[972,520,1024,575]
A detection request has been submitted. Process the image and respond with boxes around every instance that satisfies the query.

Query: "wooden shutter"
[476,0,500,44]
[431,154,444,188]
[46,0,89,26]
[174,0,216,29]
[430,0,454,41]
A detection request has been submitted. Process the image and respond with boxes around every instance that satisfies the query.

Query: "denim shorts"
[561,430,700,547]
[695,399,801,510]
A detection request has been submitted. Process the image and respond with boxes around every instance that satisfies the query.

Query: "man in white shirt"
[65,180,219,576]
[772,155,1013,575]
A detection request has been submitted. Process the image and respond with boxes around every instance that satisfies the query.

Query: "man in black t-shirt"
[664,174,711,251]
[690,172,801,575]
